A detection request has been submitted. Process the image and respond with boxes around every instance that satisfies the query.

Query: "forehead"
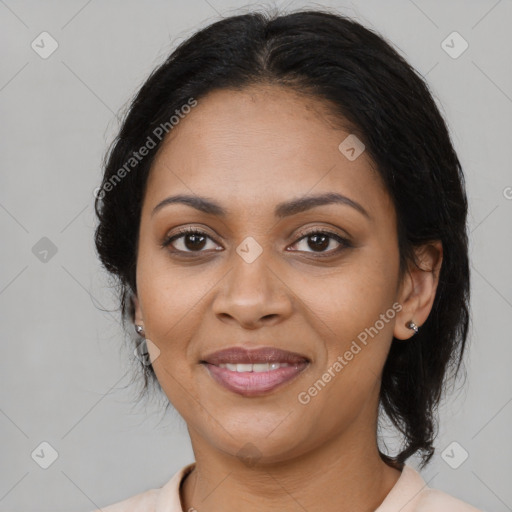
[144,85,391,219]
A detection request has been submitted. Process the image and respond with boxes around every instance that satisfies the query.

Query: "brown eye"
[181,232,207,251]
[305,233,330,252]
[162,228,219,253]
[290,230,352,255]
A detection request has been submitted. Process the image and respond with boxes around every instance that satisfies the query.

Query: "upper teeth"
[218,362,291,372]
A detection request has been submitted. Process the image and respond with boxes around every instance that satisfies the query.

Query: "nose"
[211,247,293,329]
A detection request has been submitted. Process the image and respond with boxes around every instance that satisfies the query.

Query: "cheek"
[136,240,208,328]
[303,249,399,372]
[294,265,398,432]
[135,256,200,371]
[309,256,398,331]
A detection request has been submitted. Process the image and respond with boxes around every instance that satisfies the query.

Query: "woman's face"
[133,85,427,464]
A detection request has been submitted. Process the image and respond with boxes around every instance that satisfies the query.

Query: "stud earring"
[135,324,145,337]
[406,321,419,334]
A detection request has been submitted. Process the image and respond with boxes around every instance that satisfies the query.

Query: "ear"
[132,293,144,326]
[394,240,443,340]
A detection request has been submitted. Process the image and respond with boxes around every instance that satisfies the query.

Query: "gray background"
[1,0,511,510]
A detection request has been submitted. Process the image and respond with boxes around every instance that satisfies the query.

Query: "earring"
[135,324,145,337]
[406,321,419,334]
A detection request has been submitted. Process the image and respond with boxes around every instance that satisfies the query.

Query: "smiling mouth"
[211,361,300,372]
[201,359,309,397]
[199,345,310,396]
[201,345,309,365]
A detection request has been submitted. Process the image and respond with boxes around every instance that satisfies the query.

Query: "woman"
[92,8,481,511]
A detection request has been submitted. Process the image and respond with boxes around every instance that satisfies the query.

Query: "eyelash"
[161,226,353,257]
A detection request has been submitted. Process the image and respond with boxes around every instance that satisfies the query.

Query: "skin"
[132,84,443,512]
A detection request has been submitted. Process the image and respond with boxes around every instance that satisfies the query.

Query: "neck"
[180,422,401,512]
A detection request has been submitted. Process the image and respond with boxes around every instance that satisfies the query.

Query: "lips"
[201,346,310,366]
[200,346,311,396]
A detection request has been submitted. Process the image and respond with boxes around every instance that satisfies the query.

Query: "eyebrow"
[151,192,370,220]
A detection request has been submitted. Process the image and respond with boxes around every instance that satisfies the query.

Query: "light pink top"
[92,462,482,511]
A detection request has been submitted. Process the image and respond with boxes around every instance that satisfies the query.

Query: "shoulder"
[416,487,482,511]
[400,465,483,512]
[88,461,195,512]
[378,464,483,512]
[89,487,160,512]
